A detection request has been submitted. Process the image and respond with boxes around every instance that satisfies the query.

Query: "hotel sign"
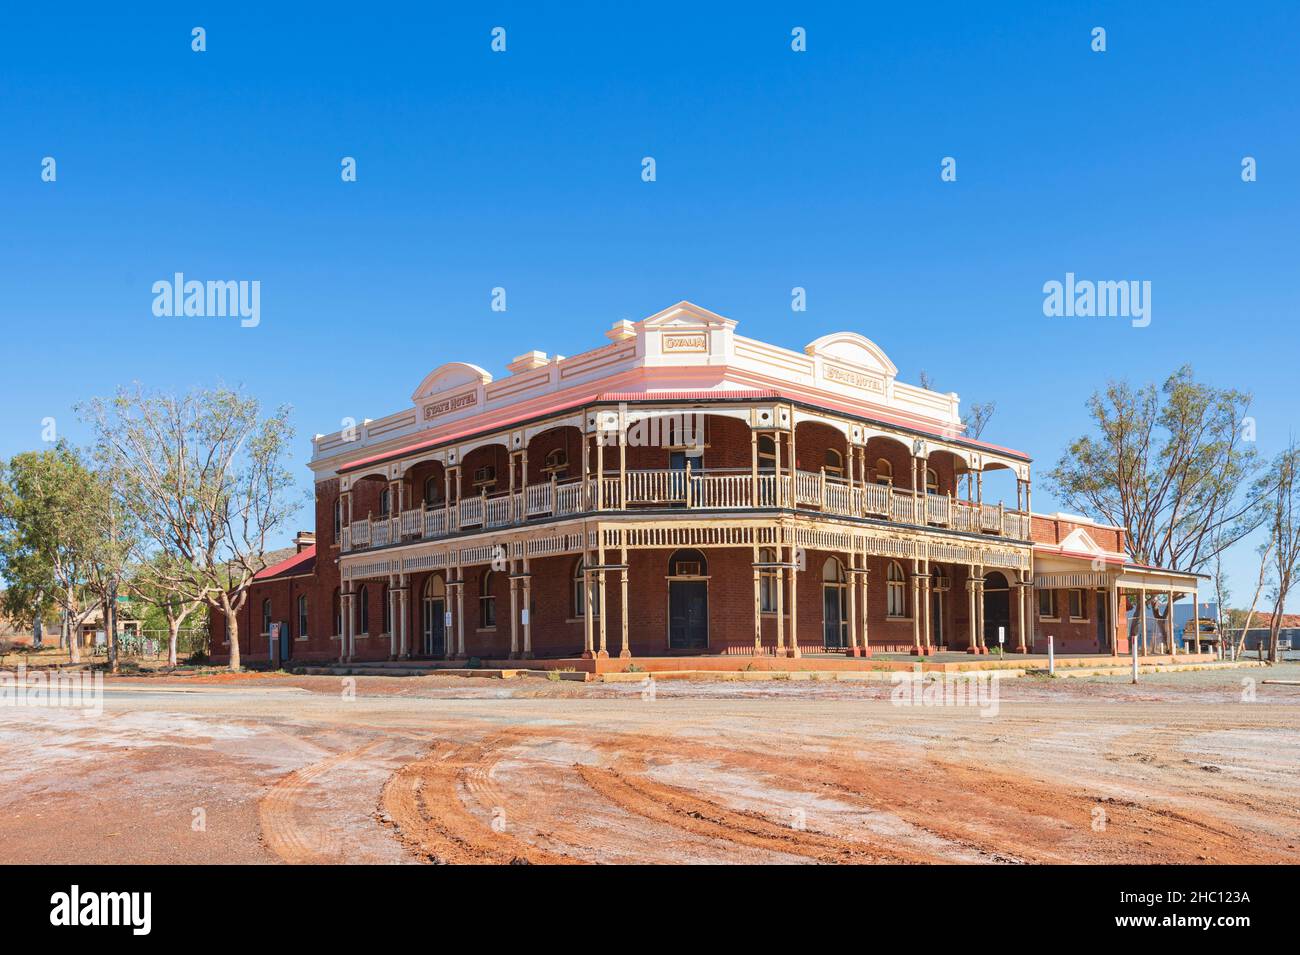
[423,391,478,420]
[662,332,708,354]
[824,363,883,393]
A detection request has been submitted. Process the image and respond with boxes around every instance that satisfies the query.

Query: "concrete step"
[289,664,588,680]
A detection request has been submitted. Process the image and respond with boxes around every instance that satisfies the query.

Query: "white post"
[1047,634,1055,675]
[1131,629,1139,684]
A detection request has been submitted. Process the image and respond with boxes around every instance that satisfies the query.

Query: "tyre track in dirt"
[376,718,1300,864]
[259,740,384,863]
[574,762,923,863]
[377,737,577,864]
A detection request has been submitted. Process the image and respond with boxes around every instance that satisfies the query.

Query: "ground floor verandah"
[329,518,1041,662]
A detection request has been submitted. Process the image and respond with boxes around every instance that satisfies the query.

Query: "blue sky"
[2,2,1297,607]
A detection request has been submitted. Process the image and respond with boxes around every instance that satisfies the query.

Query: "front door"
[668,580,708,650]
[822,585,846,649]
[983,589,1010,648]
[423,598,445,657]
[931,591,943,648]
[1096,591,1109,652]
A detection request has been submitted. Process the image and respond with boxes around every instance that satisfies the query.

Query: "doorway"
[982,572,1011,649]
[1095,590,1110,652]
[667,549,708,650]
[422,575,446,657]
[822,558,847,649]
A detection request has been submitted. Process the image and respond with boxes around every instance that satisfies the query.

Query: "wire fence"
[90,628,210,660]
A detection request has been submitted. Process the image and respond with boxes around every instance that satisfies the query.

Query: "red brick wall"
[212,545,1056,662]
[864,436,916,490]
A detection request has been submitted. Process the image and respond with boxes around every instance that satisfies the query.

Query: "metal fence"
[91,628,210,660]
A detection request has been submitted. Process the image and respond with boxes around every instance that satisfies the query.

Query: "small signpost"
[1047,634,1055,675]
[1131,633,1139,684]
[997,626,1005,659]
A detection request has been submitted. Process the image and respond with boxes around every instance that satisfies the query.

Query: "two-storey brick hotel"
[211,302,1203,670]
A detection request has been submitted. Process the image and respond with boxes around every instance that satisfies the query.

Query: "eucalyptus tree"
[0,443,107,664]
[81,385,298,670]
[1049,367,1269,645]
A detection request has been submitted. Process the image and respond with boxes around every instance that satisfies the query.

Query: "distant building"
[1227,613,1300,652]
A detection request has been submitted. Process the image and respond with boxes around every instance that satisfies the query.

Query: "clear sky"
[2,2,1297,608]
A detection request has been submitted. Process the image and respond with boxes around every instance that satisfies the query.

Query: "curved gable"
[803,332,898,377]
[411,361,493,402]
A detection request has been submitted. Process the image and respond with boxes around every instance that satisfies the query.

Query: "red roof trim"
[253,545,317,581]
[337,386,1030,475]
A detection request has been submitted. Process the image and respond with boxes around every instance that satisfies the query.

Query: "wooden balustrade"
[340,468,1032,552]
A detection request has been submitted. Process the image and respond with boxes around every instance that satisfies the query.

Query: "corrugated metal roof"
[253,545,316,581]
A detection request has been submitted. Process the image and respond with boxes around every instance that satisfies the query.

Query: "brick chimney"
[294,531,316,553]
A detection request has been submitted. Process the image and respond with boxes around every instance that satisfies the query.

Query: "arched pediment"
[410,362,493,402]
[804,332,897,377]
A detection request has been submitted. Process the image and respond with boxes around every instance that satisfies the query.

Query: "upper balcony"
[341,466,1031,553]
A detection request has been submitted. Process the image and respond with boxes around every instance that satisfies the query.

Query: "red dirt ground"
[1,666,1296,864]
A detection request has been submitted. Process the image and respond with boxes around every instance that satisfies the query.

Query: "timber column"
[619,544,631,659]
[508,556,519,659]
[398,575,409,658]
[910,559,923,655]
[857,552,870,657]
[966,572,980,654]
[846,545,859,656]
[787,543,801,658]
[521,556,533,659]
[387,575,398,659]
[1013,573,1028,653]
[452,566,466,659]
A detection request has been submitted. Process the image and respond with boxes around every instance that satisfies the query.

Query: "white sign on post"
[444,611,453,628]
[998,626,1005,644]
[521,609,529,626]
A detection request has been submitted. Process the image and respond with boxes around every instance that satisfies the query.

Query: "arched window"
[758,547,778,612]
[926,467,939,495]
[543,448,569,478]
[424,475,442,507]
[875,458,893,487]
[886,561,907,618]
[332,588,341,636]
[358,584,370,635]
[472,465,496,492]
[297,594,309,638]
[480,570,497,627]
[668,549,707,577]
[382,584,391,634]
[379,486,391,517]
[758,435,777,472]
[825,449,844,479]
[822,557,845,583]
[262,599,273,635]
